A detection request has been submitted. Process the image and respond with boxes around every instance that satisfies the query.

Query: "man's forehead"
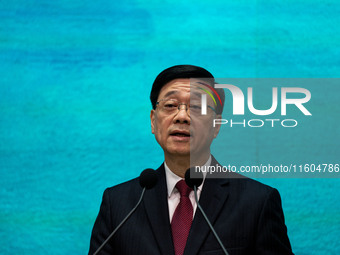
[159,79,190,94]
[158,78,214,99]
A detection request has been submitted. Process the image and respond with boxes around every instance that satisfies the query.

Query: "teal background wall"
[0,0,339,254]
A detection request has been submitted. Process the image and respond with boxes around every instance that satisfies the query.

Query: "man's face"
[150,78,221,160]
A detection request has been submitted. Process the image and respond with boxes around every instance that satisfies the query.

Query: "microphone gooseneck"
[184,169,229,255]
[93,169,157,255]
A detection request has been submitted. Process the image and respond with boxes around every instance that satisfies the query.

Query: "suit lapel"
[143,164,175,255]
[184,158,230,255]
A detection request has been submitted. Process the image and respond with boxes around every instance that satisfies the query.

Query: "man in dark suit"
[89,65,294,255]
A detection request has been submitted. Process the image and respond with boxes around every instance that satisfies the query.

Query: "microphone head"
[185,168,203,189]
[139,169,158,189]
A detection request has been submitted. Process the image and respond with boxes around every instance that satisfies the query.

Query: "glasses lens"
[158,99,214,116]
[189,102,202,115]
[160,99,179,113]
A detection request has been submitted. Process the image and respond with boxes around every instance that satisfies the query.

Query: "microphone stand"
[193,185,229,255]
[93,188,146,255]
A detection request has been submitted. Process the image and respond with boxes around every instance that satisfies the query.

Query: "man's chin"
[166,147,191,157]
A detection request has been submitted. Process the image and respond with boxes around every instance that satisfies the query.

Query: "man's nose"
[173,104,190,124]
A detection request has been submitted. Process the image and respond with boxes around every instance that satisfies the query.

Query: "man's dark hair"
[150,65,225,114]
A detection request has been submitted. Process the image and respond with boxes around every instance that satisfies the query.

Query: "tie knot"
[176,180,192,197]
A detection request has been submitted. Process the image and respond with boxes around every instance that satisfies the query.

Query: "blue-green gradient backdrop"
[0,0,339,254]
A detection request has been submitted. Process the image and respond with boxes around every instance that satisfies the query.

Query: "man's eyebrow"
[191,91,203,99]
[162,90,179,99]
[162,90,202,100]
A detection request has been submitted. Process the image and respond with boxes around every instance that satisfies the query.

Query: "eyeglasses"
[155,98,216,116]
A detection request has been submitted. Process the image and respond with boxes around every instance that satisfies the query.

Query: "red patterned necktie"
[171,180,193,255]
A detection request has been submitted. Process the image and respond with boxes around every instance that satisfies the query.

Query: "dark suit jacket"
[89,158,293,255]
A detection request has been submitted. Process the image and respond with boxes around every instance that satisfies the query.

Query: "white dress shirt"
[164,156,211,222]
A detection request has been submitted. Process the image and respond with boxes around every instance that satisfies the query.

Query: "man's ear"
[150,109,155,134]
[213,114,222,138]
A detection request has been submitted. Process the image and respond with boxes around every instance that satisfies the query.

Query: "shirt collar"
[164,155,211,197]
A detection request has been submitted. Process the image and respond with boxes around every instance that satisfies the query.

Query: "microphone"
[185,169,229,255]
[93,169,157,255]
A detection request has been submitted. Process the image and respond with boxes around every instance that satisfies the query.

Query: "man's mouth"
[171,133,190,137]
[170,130,191,137]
